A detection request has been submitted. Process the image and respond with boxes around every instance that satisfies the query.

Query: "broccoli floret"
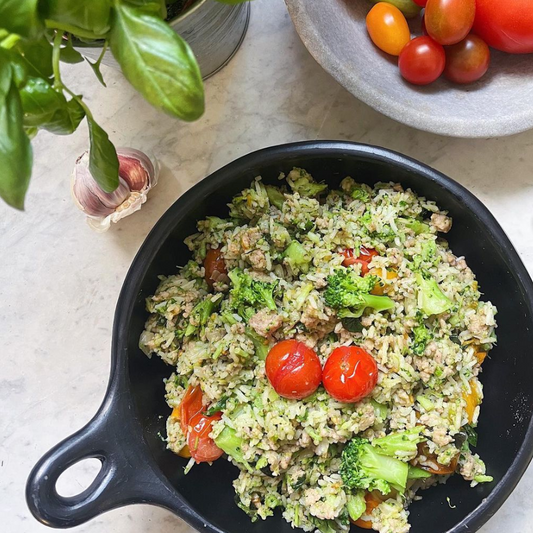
[372,427,426,461]
[324,269,395,318]
[245,327,270,360]
[351,187,370,203]
[214,425,253,472]
[284,241,311,273]
[340,437,409,495]
[415,272,452,316]
[288,168,328,197]
[228,269,278,312]
[346,491,367,522]
[185,294,223,336]
[266,185,285,210]
[412,324,432,355]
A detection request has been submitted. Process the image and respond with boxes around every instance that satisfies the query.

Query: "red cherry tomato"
[322,346,378,403]
[187,412,224,463]
[473,0,533,54]
[341,247,379,275]
[425,0,476,46]
[398,36,446,85]
[412,0,427,5]
[204,247,227,288]
[265,340,322,400]
[444,35,490,84]
[179,385,204,434]
[366,3,411,56]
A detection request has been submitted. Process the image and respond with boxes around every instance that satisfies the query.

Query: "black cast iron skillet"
[27,141,533,533]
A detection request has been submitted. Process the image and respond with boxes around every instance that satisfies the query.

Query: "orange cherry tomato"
[265,340,322,400]
[444,34,490,84]
[425,0,476,46]
[366,3,411,56]
[341,246,379,275]
[204,247,227,288]
[187,412,224,463]
[322,346,378,403]
[179,385,204,434]
[351,492,382,529]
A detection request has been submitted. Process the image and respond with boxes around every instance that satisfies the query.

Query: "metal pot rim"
[168,0,208,25]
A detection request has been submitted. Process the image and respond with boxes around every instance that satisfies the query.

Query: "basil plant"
[0,0,248,210]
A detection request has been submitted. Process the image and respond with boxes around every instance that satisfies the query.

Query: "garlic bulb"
[72,148,159,232]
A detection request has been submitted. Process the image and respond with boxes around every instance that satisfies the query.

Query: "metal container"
[76,0,250,80]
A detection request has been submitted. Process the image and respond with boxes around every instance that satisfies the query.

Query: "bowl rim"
[27,141,533,533]
[284,0,533,138]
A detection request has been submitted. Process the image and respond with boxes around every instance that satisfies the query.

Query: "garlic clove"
[117,147,155,191]
[72,152,130,216]
[72,147,159,232]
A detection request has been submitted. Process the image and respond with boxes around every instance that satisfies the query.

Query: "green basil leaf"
[110,3,204,121]
[12,37,54,79]
[60,37,84,64]
[19,77,85,134]
[0,0,44,39]
[43,0,112,39]
[0,57,32,209]
[124,0,167,18]
[86,115,119,192]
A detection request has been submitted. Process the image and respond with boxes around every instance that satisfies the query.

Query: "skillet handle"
[26,407,175,528]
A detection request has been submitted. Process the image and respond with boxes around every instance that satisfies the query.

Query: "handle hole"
[56,458,103,498]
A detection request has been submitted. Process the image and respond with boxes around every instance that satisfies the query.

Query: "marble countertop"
[2,0,533,532]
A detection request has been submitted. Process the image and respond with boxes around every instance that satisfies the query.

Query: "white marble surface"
[1,0,533,532]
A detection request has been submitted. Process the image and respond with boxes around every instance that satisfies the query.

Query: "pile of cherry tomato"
[365,0,533,86]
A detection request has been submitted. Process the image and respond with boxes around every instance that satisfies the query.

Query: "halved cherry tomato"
[368,267,398,295]
[341,246,379,275]
[352,492,382,529]
[413,443,459,475]
[204,247,227,288]
[187,412,224,463]
[399,36,446,85]
[179,385,204,434]
[322,346,378,403]
[170,407,192,457]
[265,340,322,400]
[463,379,481,424]
[425,0,476,46]
[444,35,490,84]
[366,3,411,56]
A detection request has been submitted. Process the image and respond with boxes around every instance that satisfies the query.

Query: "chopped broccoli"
[266,185,285,210]
[214,425,253,472]
[372,427,426,461]
[340,437,409,495]
[294,282,314,310]
[284,241,311,273]
[351,187,370,203]
[346,491,367,522]
[220,309,238,326]
[324,269,395,317]
[416,395,435,411]
[408,465,432,479]
[464,424,478,447]
[205,396,228,415]
[228,269,278,312]
[185,294,223,336]
[474,474,493,484]
[403,218,430,235]
[415,272,452,316]
[245,327,270,360]
[412,324,432,355]
[288,168,328,197]
[371,399,389,422]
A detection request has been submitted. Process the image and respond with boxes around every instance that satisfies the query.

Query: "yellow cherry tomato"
[366,2,411,56]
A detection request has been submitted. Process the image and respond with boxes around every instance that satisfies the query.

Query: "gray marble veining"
[1,0,533,532]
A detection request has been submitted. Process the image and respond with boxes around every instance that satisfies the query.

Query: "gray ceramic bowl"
[285,0,533,138]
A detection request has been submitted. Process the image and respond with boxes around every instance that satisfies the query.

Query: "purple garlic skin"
[72,148,157,221]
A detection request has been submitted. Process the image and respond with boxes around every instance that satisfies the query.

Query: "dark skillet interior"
[125,143,533,533]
